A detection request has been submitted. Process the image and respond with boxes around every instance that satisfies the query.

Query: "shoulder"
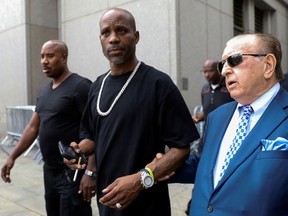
[70,73,92,84]
[210,101,237,116]
[274,87,288,108]
[202,83,210,89]
[138,62,175,86]
[68,73,92,90]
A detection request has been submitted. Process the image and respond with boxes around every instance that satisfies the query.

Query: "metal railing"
[0,106,42,163]
[190,105,204,153]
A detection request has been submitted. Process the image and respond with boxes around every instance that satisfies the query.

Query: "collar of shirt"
[210,84,219,90]
[237,82,280,132]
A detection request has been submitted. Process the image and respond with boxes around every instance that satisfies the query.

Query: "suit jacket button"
[207,205,213,213]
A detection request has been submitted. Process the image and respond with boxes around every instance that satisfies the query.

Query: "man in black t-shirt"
[1,40,92,216]
[65,8,200,216]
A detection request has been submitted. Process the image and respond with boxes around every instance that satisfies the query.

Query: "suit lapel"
[203,102,237,191]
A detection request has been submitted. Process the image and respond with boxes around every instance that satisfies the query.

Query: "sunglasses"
[217,53,267,73]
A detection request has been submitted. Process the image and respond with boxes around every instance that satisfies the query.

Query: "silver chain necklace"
[96,61,141,116]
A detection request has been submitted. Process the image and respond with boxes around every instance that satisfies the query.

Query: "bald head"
[100,8,136,31]
[202,59,222,85]
[42,40,68,56]
[203,59,218,70]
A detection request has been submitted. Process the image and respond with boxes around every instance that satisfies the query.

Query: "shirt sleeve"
[74,78,92,113]
[158,87,200,148]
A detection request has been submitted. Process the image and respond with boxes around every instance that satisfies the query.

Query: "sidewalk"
[0,144,193,216]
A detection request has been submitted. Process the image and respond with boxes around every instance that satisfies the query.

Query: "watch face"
[144,176,153,187]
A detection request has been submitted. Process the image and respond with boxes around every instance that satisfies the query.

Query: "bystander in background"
[1,40,92,216]
[192,59,234,152]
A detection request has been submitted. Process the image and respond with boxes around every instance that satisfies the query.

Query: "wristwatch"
[139,168,154,189]
[85,169,97,177]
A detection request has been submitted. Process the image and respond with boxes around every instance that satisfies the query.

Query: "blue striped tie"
[219,105,253,180]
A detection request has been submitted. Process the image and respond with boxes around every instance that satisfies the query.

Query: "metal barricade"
[0,106,42,163]
[190,105,204,153]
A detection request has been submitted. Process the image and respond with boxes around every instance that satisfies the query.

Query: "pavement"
[0,141,194,216]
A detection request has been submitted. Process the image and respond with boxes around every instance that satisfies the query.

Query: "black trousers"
[43,164,92,216]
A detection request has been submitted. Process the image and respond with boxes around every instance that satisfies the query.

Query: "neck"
[52,70,72,89]
[110,58,139,75]
[212,76,223,85]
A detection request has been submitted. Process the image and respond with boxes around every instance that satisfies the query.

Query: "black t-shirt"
[81,62,199,216]
[36,73,91,167]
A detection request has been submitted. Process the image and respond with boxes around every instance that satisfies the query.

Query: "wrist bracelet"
[85,169,97,177]
[145,167,154,180]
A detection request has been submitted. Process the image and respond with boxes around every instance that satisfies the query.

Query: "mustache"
[42,65,50,70]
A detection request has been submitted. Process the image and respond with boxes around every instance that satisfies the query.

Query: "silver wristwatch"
[139,169,154,189]
[85,169,97,177]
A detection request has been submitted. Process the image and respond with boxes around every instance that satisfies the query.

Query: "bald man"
[69,8,199,216]
[1,40,92,216]
[193,59,234,124]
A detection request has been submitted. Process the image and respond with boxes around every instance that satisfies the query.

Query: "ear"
[263,54,276,79]
[134,31,140,44]
[62,53,68,63]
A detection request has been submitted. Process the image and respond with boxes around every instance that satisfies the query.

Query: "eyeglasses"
[217,53,267,73]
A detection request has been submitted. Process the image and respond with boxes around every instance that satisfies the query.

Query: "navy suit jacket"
[176,88,288,216]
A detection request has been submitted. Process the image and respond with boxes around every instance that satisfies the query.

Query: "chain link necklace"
[96,61,141,116]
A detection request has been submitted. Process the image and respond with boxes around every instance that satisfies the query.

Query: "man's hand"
[99,173,143,210]
[63,142,87,170]
[79,174,97,202]
[192,111,204,123]
[1,157,15,183]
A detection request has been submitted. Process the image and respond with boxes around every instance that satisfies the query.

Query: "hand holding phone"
[58,141,88,164]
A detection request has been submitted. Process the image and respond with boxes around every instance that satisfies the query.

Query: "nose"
[221,62,230,76]
[109,32,120,43]
[221,65,233,77]
[204,72,210,79]
[41,56,48,64]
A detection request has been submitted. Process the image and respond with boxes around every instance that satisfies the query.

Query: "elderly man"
[157,33,288,216]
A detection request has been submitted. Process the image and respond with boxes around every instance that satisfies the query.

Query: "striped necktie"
[218,105,253,181]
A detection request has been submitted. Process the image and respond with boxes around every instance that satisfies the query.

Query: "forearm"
[86,154,96,172]
[147,146,190,182]
[78,139,95,156]
[9,126,39,160]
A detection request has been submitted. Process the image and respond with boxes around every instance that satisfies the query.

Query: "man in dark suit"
[152,33,288,216]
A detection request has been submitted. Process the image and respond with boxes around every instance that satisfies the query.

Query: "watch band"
[85,169,97,177]
[145,167,154,179]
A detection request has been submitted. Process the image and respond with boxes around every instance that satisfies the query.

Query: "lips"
[227,80,237,89]
[42,66,50,73]
[108,47,124,55]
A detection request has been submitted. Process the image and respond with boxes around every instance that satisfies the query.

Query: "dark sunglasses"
[217,53,267,73]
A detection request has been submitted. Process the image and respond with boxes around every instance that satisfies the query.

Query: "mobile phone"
[58,141,88,164]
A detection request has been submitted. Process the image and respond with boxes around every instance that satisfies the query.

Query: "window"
[255,7,263,33]
[233,0,275,35]
[233,0,244,35]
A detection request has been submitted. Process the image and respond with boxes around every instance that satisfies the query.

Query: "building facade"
[0,0,287,134]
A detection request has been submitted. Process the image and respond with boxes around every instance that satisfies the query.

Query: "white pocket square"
[261,137,288,151]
